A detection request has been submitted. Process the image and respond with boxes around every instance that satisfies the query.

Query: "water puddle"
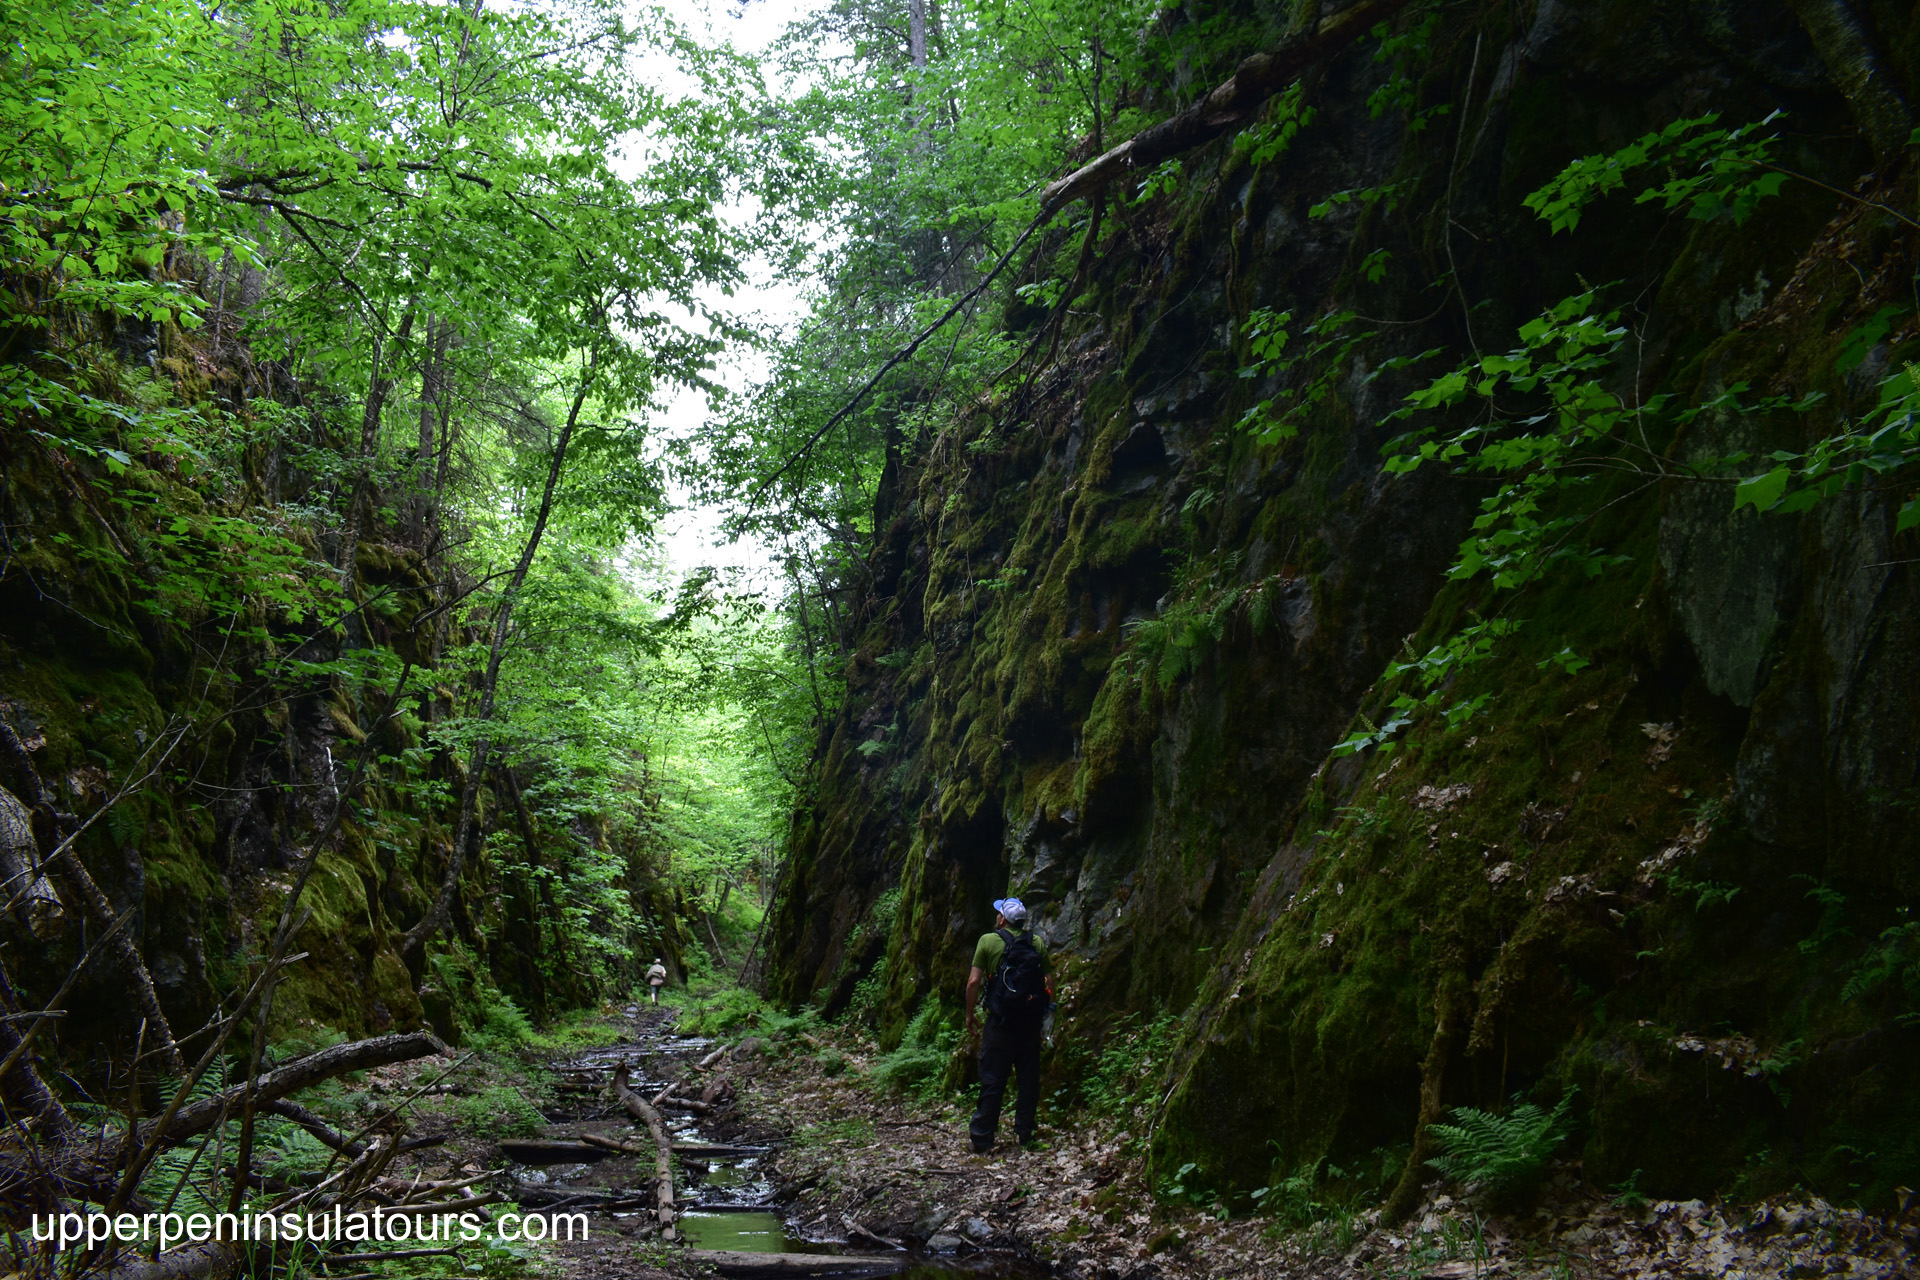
[679,1210,834,1253]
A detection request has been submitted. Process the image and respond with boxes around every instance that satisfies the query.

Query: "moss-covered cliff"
[769,0,1920,1208]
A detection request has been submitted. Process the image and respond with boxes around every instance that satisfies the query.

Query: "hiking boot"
[1019,1136,1045,1152]
[970,1137,994,1154]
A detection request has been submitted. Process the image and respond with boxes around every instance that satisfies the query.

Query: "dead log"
[317,1249,458,1265]
[0,788,62,939]
[672,1142,766,1159]
[156,1032,442,1147]
[380,1192,501,1216]
[579,1132,648,1155]
[260,1099,365,1156]
[611,1061,676,1240]
[696,1045,728,1070]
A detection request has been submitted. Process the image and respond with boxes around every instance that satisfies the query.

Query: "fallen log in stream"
[611,1061,678,1241]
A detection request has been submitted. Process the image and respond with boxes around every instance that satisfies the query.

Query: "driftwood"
[842,1217,906,1251]
[696,1045,728,1070]
[611,1061,677,1240]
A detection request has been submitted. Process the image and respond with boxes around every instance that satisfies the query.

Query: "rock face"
[769,0,1920,1207]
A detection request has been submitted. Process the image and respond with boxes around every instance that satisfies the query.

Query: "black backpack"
[985,929,1048,1029]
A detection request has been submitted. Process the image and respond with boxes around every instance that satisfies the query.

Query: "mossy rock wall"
[771,0,1920,1206]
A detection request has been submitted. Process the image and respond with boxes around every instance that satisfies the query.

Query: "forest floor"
[316,995,1917,1280]
[733,1024,1917,1280]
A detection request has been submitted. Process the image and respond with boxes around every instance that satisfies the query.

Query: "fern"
[871,1003,956,1097]
[1426,1088,1576,1196]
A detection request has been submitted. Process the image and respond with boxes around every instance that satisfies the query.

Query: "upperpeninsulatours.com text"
[32,1208,587,1251]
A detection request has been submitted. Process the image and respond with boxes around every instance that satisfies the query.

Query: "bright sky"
[644,0,825,588]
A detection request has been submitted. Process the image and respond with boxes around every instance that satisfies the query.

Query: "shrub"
[870,1002,956,1097]
[455,1086,546,1139]
[677,987,771,1036]
[1082,1012,1177,1120]
[1426,1088,1576,1199]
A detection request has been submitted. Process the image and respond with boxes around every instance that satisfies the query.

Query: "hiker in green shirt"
[965,897,1049,1152]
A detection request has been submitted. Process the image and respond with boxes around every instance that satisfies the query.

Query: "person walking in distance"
[966,897,1050,1153]
[646,957,668,1005]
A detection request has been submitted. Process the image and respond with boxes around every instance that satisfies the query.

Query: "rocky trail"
[343,1000,1916,1280]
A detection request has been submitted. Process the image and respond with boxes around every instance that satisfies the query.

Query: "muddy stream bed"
[499,1010,1043,1280]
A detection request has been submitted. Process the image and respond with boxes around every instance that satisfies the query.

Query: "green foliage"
[1331,618,1515,756]
[1236,309,1377,446]
[428,950,538,1051]
[1157,1161,1215,1207]
[1232,86,1317,169]
[1426,1089,1577,1199]
[1524,113,1787,234]
[1662,873,1742,912]
[677,987,775,1037]
[1079,1012,1178,1121]
[452,1086,546,1140]
[1842,909,1920,1025]
[870,1002,958,1097]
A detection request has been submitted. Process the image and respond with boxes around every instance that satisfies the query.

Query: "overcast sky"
[644,0,824,588]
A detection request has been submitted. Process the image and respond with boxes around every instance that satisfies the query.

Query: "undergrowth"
[870,1001,957,1097]
[1426,1089,1577,1202]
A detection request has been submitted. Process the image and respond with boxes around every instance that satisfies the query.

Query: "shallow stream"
[525,1011,1041,1279]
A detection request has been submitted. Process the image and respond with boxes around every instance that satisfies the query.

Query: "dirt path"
[723,1030,1917,1280]
[335,1002,1915,1280]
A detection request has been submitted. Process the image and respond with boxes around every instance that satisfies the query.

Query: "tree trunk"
[907,0,927,68]
[400,354,598,959]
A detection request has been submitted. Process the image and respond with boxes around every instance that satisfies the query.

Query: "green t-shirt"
[971,928,1047,978]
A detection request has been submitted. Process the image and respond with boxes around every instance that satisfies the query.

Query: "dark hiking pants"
[970,1019,1041,1149]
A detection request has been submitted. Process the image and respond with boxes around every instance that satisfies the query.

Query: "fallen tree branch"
[156,1032,443,1148]
[1038,0,1416,212]
[611,1062,677,1241]
[259,1099,365,1156]
[318,1249,459,1266]
[749,0,1413,503]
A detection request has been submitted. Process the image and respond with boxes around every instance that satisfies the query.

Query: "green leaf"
[1732,467,1790,513]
